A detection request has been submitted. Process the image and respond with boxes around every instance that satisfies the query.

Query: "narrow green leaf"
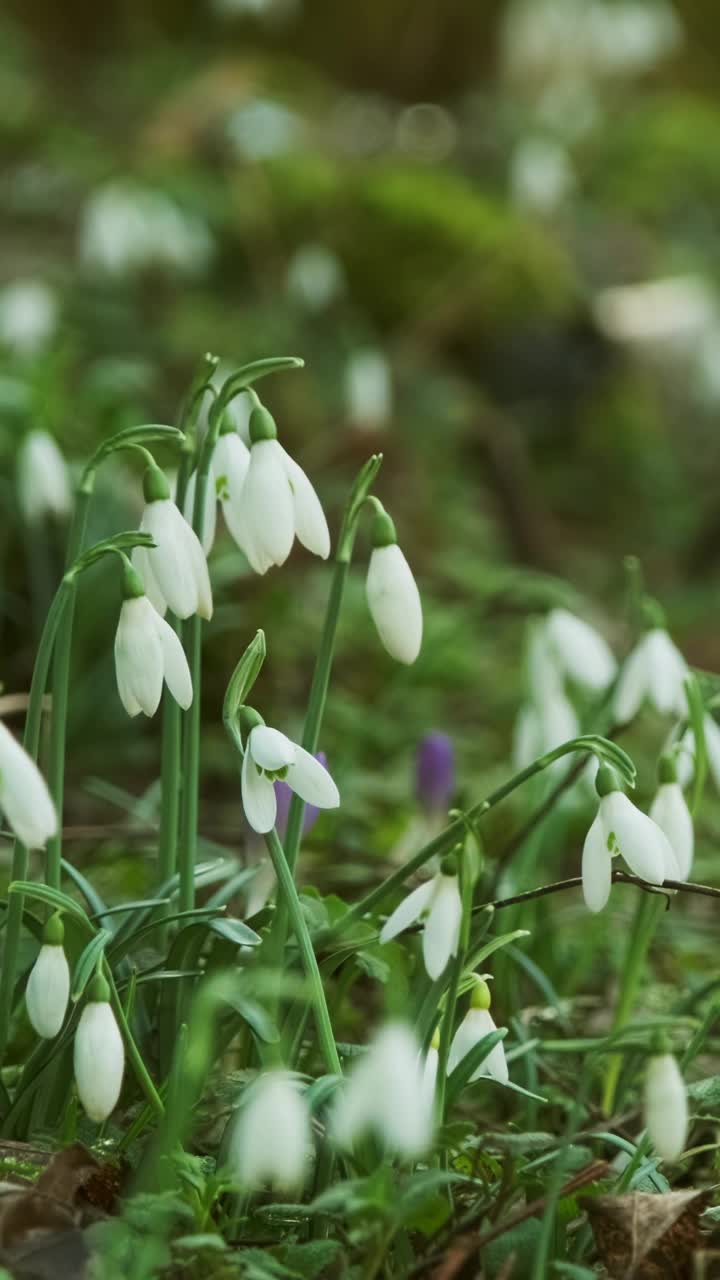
[9,881,93,929]
[207,917,261,948]
[223,630,266,727]
[446,1028,508,1104]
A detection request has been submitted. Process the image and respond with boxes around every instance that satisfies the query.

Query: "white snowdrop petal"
[17,431,72,523]
[644,1054,688,1162]
[538,688,580,754]
[249,725,296,771]
[113,597,164,718]
[285,746,340,809]
[142,501,200,619]
[232,1073,311,1190]
[222,496,273,572]
[74,1002,125,1122]
[241,747,277,834]
[214,431,250,505]
[613,643,648,723]
[280,447,331,559]
[647,630,688,717]
[184,470,217,556]
[331,1024,431,1156]
[26,944,70,1039]
[423,875,462,980]
[132,547,167,618]
[244,439,295,568]
[366,544,423,665]
[155,615,193,710]
[601,792,670,885]
[466,1009,509,1085]
[0,721,57,849]
[379,880,435,944]
[546,608,617,691]
[649,783,693,880]
[581,812,613,913]
[179,516,213,621]
[447,1011,480,1076]
[512,704,541,770]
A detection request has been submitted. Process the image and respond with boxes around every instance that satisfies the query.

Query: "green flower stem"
[435,860,473,1124]
[105,965,164,1120]
[45,484,93,891]
[0,576,74,1064]
[264,828,341,1076]
[322,736,633,944]
[602,893,664,1115]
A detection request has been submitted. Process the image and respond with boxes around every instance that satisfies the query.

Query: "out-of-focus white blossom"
[17,431,72,524]
[0,280,57,354]
[286,244,344,311]
[613,628,688,723]
[230,1071,311,1190]
[80,183,213,277]
[344,349,392,431]
[331,1023,432,1157]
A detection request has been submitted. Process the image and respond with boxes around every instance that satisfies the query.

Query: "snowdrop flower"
[17,431,72,523]
[512,686,579,771]
[649,755,694,880]
[644,1050,688,1162]
[244,752,329,915]
[447,978,508,1085]
[581,766,677,913]
[613,627,688,723]
[416,733,454,820]
[230,1071,311,1191]
[545,608,617,692]
[183,424,253,558]
[676,714,720,793]
[344,349,392,431]
[134,464,212,620]
[287,243,345,311]
[331,1023,432,1157]
[0,280,57,354]
[366,509,422,665]
[0,719,57,849]
[240,709,339,835]
[25,914,70,1039]
[74,974,124,1122]
[380,860,461,980]
[233,403,330,574]
[114,562,192,717]
[80,183,212,278]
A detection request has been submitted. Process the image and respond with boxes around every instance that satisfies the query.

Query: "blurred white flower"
[26,920,70,1040]
[230,1071,311,1191]
[234,405,329,574]
[114,592,192,719]
[241,718,339,834]
[344,349,392,431]
[380,870,461,980]
[510,137,574,214]
[0,720,57,849]
[613,628,688,723]
[512,687,579,771]
[0,280,57,354]
[331,1023,432,1157]
[135,466,212,621]
[80,183,212,277]
[17,430,72,523]
[366,513,422,665]
[677,714,720,793]
[545,608,617,692]
[593,276,716,351]
[582,768,676,913]
[287,244,344,311]
[644,1052,687,1162]
[226,99,303,159]
[74,984,124,1122]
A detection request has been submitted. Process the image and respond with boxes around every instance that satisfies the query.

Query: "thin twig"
[486,870,720,912]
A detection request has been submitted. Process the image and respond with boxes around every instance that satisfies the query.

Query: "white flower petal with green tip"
[249,725,295,771]
[366,543,422,665]
[380,880,435,944]
[600,791,670,885]
[0,720,57,849]
[650,782,693,880]
[26,944,70,1039]
[141,499,212,620]
[241,748,277,834]
[448,1008,508,1084]
[581,813,612,913]
[242,438,295,569]
[114,597,164,717]
[280,446,330,559]
[285,746,339,809]
[423,875,462,980]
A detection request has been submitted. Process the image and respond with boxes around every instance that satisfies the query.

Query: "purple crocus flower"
[274,751,328,838]
[416,733,454,818]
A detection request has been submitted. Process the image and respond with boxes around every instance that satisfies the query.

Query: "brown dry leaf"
[581,1189,711,1279]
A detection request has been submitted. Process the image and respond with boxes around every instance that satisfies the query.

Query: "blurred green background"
[2,0,720,908]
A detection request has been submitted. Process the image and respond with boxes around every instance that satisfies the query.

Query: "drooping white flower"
[331,1023,432,1157]
[366,511,422,665]
[0,720,57,849]
[79,182,212,278]
[344,348,392,431]
[0,280,57,354]
[25,915,69,1040]
[74,977,124,1122]
[17,431,73,523]
[649,757,694,880]
[447,980,509,1086]
[114,571,192,718]
[380,869,461,980]
[230,1071,311,1190]
[644,1052,688,1162]
[613,628,688,723]
[135,464,212,621]
[512,686,579,771]
[581,766,677,913]
[233,405,330,574]
[240,714,339,834]
[545,608,617,692]
[286,243,345,311]
[676,714,720,793]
